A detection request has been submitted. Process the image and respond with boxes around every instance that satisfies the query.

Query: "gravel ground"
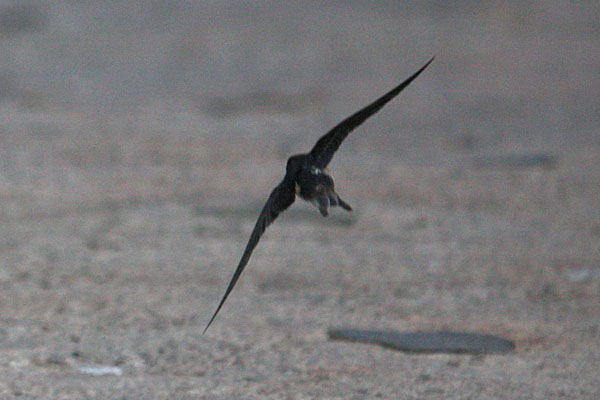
[0,1,598,399]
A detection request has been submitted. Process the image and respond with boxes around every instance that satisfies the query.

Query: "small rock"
[473,153,558,169]
[78,365,123,376]
[0,5,45,36]
[564,267,599,283]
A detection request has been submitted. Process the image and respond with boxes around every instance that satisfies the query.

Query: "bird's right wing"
[203,183,295,333]
[309,57,434,169]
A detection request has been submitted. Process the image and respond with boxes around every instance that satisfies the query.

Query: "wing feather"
[204,184,295,332]
[310,57,434,168]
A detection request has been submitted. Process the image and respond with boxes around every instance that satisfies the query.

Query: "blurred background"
[0,1,598,398]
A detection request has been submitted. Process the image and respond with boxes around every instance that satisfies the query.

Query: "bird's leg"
[328,194,339,206]
[314,196,330,217]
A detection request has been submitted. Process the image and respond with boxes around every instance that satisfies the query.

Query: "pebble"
[78,365,123,376]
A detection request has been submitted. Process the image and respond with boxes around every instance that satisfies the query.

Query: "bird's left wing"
[204,183,295,333]
[309,57,434,169]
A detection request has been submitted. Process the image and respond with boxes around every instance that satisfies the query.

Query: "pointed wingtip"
[398,56,434,90]
[203,318,215,334]
[203,300,225,334]
[203,306,221,334]
[202,320,212,334]
[420,56,435,72]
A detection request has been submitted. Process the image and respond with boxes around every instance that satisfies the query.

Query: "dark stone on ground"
[473,153,558,169]
[328,328,515,354]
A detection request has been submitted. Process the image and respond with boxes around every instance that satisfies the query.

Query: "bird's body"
[288,154,351,216]
[204,58,434,332]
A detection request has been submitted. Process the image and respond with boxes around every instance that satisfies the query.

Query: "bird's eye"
[311,166,322,175]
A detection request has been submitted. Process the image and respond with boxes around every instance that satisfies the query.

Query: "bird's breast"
[295,173,334,201]
[295,180,312,201]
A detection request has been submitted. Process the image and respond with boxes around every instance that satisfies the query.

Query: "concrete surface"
[0,1,598,399]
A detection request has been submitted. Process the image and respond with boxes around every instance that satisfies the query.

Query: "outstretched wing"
[204,183,295,333]
[309,57,434,168]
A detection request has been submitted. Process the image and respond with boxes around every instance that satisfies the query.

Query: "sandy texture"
[0,1,598,399]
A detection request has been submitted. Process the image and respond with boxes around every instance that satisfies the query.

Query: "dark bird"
[204,57,434,333]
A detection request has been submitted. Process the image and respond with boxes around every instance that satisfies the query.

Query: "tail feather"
[337,197,352,211]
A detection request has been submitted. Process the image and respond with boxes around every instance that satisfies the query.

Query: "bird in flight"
[204,57,434,333]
